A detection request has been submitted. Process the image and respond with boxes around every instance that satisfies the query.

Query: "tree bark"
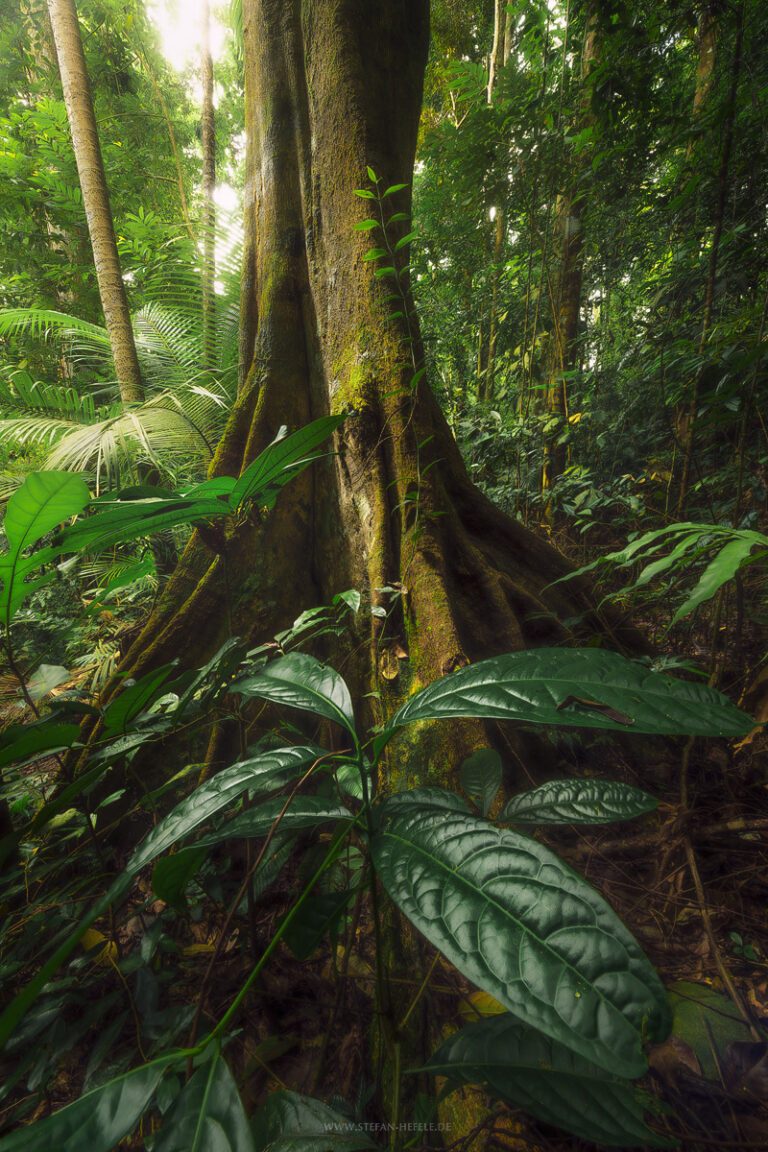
[46,0,144,403]
[116,0,632,774]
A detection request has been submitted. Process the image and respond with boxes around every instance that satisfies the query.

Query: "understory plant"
[0,441,756,1149]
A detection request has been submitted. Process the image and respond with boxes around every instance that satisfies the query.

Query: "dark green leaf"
[426,1015,671,1146]
[101,663,177,734]
[151,848,209,909]
[251,1091,375,1152]
[283,890,355,961]
[128,745,321,874]
[0,721,80,770]
[502,779,658,825]
[383,184,408,197]
[153,1052,255,1152]
[384,649,753,739]
[0,1059,169,1151]
[234,653,356,738]
[371,797,671,1077]
[460,750,502,816]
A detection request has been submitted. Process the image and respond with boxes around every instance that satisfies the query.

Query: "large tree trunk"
[117,0,630,778]
[82,0,640,1125]
[46,0,144,402]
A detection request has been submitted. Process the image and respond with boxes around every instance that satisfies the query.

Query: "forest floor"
[2,522,768,1152]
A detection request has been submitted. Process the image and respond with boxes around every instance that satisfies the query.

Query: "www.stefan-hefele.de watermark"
[321,1123,453,1133]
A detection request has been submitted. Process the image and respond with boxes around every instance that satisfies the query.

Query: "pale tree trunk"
[46,0,144,403]
[201,0,216,374]
[478,0,513,401]
[541,5,599,495]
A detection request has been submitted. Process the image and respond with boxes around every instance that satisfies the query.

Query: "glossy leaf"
[371,794,671,1077]
[152,796,354,899]
[250,1090,375,1152]
[234,653,356,738]
[502,779,658,825]
[0,1059,168,1151]
[426,1015,670,1147]
[153,1052,255,1152]
[384,648,753,739]
[127,745,321,874]
[460,749,502,816]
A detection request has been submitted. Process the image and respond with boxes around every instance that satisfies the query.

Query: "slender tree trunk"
[478,0,512,402]
[541,5,598,495]
[46,0,143,403]
[201,0,216,374]
[677,3,742,515]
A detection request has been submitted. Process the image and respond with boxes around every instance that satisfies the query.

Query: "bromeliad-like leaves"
[0,471,90,627]
[153,1052,255,1152]
[52,416,344,556]
[501,779,658,825]
[371,789,671,1078]
[382,648,752,741]
[234,653,357,740]
[0,1058,171,1151]
[425,1015,670,1147]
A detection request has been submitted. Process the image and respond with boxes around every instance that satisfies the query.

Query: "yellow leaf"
[81,928,118,967]
[458,990,506,1021]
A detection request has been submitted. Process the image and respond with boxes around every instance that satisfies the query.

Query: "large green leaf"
[153,1052,255,1152]
[151,798,353,905]
[502,779,658,825]
[127,746,321,874]
[250,1091,374,1152]
[671,534,768,623]
[371,791,671,1078]
[0,472,90,626]
[384,648,752,738]
[0,720,80,770]
[0,1059,168,1151]
[426,1015,670,1146]
[235,653,357,739]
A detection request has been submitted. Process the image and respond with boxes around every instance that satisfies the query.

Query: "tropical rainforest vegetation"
[1,0,767,1149]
